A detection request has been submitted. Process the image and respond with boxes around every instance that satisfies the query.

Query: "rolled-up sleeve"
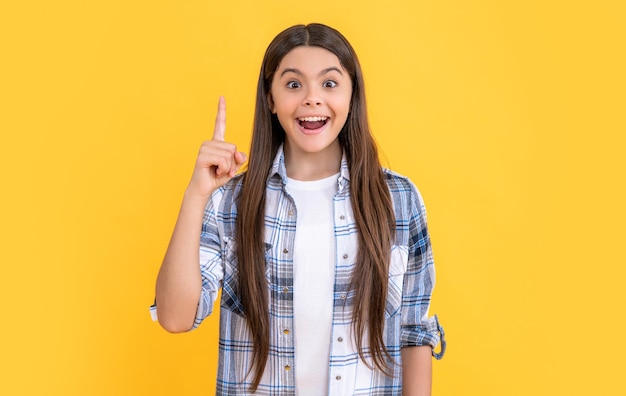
[400,184,445,359]
[192,189,226,329]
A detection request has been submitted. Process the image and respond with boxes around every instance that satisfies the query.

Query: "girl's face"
[269,46,352,168]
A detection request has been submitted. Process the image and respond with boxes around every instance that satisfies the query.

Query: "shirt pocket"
[385,245,408,318]
[220,238,273,317]
[220,237,244,316]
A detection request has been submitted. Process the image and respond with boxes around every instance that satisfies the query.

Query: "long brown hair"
[236,23,396,391]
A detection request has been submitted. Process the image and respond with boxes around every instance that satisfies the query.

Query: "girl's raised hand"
[186,96,247,200]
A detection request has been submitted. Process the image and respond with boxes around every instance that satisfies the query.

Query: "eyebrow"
[279,66,344,78]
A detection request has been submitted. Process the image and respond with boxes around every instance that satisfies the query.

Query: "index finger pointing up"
[212,96,226,141]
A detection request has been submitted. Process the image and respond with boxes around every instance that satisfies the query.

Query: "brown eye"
[323,80,337,88]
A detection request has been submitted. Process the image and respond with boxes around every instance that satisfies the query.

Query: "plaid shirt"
[194,146,445,395]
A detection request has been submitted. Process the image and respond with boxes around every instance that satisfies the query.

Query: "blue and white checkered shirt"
[193,146,444,395]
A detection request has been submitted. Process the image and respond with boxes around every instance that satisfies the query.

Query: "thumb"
[235,151,247,166]
[229,151,247,177]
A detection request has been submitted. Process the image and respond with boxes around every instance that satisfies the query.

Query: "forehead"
[276,46,344,74]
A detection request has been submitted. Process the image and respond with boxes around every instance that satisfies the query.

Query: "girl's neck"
[283,141,342,181]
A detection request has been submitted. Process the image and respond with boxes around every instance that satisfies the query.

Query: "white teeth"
[299,116,328,122]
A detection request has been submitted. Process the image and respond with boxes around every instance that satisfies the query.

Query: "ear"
[267,93,276,114]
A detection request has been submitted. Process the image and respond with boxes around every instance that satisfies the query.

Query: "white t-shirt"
[286,173,339,396]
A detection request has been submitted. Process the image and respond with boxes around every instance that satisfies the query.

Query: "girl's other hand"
[186,96,247,200]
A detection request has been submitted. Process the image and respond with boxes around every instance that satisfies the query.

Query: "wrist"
[182,187,212,206]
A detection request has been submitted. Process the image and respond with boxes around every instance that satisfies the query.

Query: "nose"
[302,86,322,107]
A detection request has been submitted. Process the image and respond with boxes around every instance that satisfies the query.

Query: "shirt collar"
[268,144,351,190]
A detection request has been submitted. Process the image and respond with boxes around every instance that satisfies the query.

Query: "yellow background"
[1,0,624,394]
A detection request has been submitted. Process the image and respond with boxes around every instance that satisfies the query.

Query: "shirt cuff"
[401,314,446,360]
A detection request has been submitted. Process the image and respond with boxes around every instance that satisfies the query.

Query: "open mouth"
[298,116,329,130]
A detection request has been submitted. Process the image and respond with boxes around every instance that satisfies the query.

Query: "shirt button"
[337,337,343,342]
[342,253,348,259]
[283,329,290,335]
[339,215,345,220]
[288,210,294,216]
[283,287,289,293]
[285,365,291,371]
[283,248,289,254]
[336,375,342,380]
[340,293,347,299]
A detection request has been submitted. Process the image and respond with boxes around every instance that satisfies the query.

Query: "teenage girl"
[154,23,445,396]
